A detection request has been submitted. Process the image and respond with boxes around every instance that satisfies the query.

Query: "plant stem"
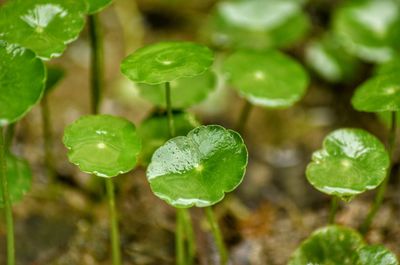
[0,127,15,265]
[4,123,15,153]
[88,13,104,115]
[205,206,228,265]
[105,178,122,265]
[165,82,175,137]
[41,95,55,181]
[360,111,397,235]
[176,208,186,265]
[328,196,339,224]
[182,208,195,265]
[236,100,253,133]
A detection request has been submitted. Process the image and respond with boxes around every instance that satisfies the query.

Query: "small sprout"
[63,114,141,178]
[45,65,65,94]
[0,154,32,207]
[352,74,400,112]
[306,128,389,200]
[147,125,248,208]
[0,0,87,60]
[332,0,400,63]
[137,112,200,166]
[0,40,46,126]
[223,49,309,108]
[87,0,112,14]
[203,0,309,49]
[120,41,214,85]
[358,245,399,265]
[136,70,217,109]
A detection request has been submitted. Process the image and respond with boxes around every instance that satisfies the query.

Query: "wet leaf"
[203,0,309,49]
[121,41,214,85]
[0,41,46,126]
[87,0,112,14]
[137,112,200,166]
[223,49,309,108]
[357,245,399,265]
[352,74,400,112]
[63,115,141,178]
[306,128,389,199]
[0,0,87,60]
[147,125,248,208]
[332,0,400,63]
[0,154,32,207]
[45,65,65,93]
[289,225,364,265]
[136,70,216,109]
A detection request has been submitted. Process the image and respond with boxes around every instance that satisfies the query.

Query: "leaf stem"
[41,95,55,181]
[105,178,122,265]
[176,208,186,265]
[182,208,195,265]
[165,82,175,137]
[328,196,339,224]
[4,123,15,153]
[0,126,15,265]
[236,100,253,133]
[88,13,104,115]
[360,111,397,235]
[205,206,228,265]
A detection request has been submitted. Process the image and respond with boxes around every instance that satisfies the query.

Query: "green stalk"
[205,206,228,265]
[88,13,104,115]
[4,123,15,153]
[236,100,253,133]
[176,208,186,265]
[105,178,122,265]
[41,95,55,181]
[165,82,175,137]
[328,196,339,224]
[182,208,195,265]
[360,111,397,235]
[0,127,15,265]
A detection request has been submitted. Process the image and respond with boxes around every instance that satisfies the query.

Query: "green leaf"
[45,65,65,93]
[147,125,248,208]
[137,112,200,166]
[357,245,399,265]
[136,70,216,109]
[332,0,400,63]
[0,41,46,126]
[351,74,400,112]
[0,0,87,60]
[63,115,141,178]
[305,34,360,83]
[0,154,32,207]
[120,41,214,85]
[203,0,309,49]
[223,49,309,108]
[289,225,364,265]
[87,0,112,14]
[306,128,389,200]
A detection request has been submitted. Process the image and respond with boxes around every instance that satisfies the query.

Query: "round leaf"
[120,41,214,85]
[332,0,400,63]
[63,115,141,178]
[136,70,216,109]
[147,125,248,208]
[45,65,65,93]
[0,41,46,126]
[352,74,400,112]
[203,0,309,49]
[289,225,364,265]
[0,0,87,60]
[357,245,399,265]
[223,49,309,108]
[0,154,32,207]
[138,112,200,166]
[306,128,389,199]
[87,0,112,14]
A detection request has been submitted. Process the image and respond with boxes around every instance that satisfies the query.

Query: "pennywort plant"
[63,114,141,265]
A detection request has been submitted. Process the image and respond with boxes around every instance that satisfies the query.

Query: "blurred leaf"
[87,0,112,14]
[45,65,65,93]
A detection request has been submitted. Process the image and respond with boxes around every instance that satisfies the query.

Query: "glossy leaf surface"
[0,154,32,207]
[63,115,141,178]
[45,65,65,93]
[0,41,46,126]
[357,245,399,265]
[0,0,87,59]
[306,128,389,199]
[289,226,364,265]
[352,74,400,112]
[121,42,214,85]
[136,70,216,109]
[332,0,400,62]
[147,125,248,208]
[138,112,200,166]
[223,49,309,108]
[87,0,112,14]
[204,0,309,49]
